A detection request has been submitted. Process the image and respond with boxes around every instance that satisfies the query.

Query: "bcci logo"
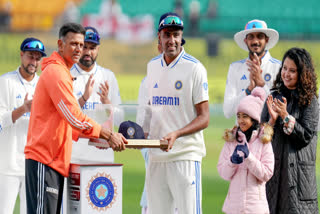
[175,80,182,90]
[86,172,118,211]
[264,73,271,82]
[127,127,135,138]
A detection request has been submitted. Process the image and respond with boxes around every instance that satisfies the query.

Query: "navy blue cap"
[158,12,184,32]
[118,120,145,139]
[20,37,46,57]
[84,26,100,45]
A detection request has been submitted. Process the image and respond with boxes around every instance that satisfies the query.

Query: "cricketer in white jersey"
[145,12,209,214]
[70,62,121,163]
[223,51,281,118]
[0,37,46,214]
[224,19,281,119]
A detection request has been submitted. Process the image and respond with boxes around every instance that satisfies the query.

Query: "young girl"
[217,87,274,214]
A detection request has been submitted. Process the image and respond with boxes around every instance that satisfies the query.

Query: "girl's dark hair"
[236,119,259,143]
[273,47,317,106]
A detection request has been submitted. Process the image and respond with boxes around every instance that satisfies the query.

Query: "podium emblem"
[86,172,118,211]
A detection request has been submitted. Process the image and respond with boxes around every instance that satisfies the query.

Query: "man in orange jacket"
[24,23,127,214]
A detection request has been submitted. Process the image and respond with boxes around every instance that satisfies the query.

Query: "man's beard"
[79,55,97,68]
[22,64,36,75]
[249,45,265,56]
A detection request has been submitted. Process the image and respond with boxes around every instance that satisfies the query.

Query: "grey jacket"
[261,89,319,214]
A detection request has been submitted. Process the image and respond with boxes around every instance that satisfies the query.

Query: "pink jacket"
[217,125,274,214]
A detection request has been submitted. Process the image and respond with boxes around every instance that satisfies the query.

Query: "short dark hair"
[59,23,85,39]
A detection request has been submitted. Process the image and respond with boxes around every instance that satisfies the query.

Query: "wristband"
[245,88,251,95]
[82,95,87,102]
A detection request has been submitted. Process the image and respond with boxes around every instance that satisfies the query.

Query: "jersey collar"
[161,47,185,69]
[16,67,39,86]
[73,62,98,75]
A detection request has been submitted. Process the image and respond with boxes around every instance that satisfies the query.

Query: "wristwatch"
[283,115,290,123]
[245,88,251,95]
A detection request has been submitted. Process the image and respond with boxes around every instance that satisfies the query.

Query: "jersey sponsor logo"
[240,75,247,80]
[82,102,100,110]
[77,91,82,97]
[154,83,158,88]
[16,94,22,99]
[203,82,208,91]
[86,172,117,212]
[264,73,271,82]
[175,81,182,90]
[152,96,180,106]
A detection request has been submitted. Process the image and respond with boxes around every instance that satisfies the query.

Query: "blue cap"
[118,120,145,139]
[158,12,184,32]
[84,26,100,45]
[20,37,46,57]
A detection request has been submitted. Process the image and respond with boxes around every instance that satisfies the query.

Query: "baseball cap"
[84,26,100,45]
[118,120,145,139]
[20,37,46,57]
[158,12,184,32]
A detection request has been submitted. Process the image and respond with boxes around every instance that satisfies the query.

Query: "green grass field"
[2,34,318,213]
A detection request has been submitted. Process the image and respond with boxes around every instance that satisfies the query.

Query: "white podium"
[67,163,123,214]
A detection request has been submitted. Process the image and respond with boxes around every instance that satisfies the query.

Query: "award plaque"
[88,139,168,149]
[84,104,167,149]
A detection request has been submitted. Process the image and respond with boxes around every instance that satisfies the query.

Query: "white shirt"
[223,51,281,119]
[0,68,39,176]
[70,63,121,163]
[146,48,209,162]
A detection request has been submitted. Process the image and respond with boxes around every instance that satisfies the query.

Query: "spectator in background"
[261,47,319,214]
[70,26,122,164]
[223,19,281,119]
[206,0,217,19]
[0,37,46,214]
[174,0,184,19]
[188,0,200,37]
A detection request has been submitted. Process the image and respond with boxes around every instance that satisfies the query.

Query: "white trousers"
[0,174,26,214]
[146,160,202,214]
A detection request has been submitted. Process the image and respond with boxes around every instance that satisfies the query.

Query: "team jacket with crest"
[0,68,39,176]
[223,51,281,119]
[24,52,101,177]
[146,48,209,162]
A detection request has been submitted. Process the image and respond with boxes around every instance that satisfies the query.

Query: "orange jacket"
[25,51,101,177]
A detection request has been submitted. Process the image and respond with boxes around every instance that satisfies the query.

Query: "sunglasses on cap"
[85,31,100,43]
[245,21,265,30]
[159,16,183,29]
[23,40,45,52]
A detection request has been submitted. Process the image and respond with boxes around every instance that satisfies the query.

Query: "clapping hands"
[230,131,250,164]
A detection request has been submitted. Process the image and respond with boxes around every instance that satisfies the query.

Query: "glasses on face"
[85,31,100,43]
[23,41,45,52]
[159,16,183,28]
[245,21,265,30]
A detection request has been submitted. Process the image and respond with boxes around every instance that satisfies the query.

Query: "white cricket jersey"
[0,68,39,176]
[146,48,209,162]
[223,51,281,119]
[70,63,121,163]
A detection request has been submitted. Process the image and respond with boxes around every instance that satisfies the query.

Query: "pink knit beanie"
[237,87,266,123]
